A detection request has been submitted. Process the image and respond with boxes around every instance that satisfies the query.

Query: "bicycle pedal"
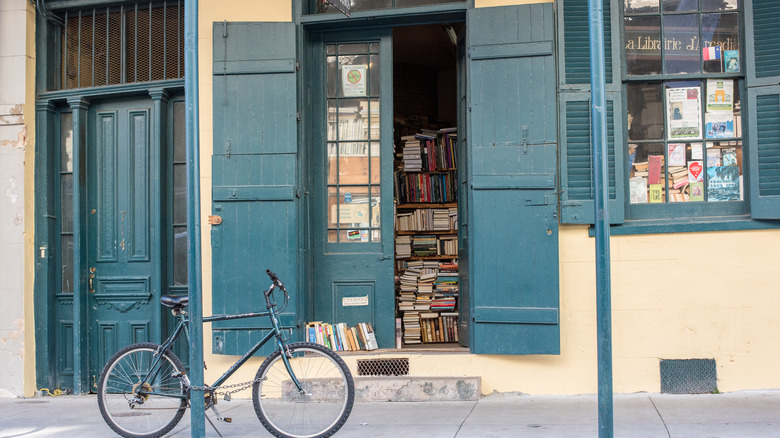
[221,417,232,423]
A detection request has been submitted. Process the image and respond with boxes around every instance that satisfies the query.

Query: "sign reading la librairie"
[625,34,737,53]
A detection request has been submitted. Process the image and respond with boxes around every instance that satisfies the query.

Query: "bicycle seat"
[160,295,189,309]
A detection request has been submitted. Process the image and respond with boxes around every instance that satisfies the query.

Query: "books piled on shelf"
[396,172,457,203]
[437,235,458,256]
[306,321,378,351]
[412,235,437,257]
[419,312,459,343]
[395,208,458,232]
[402,137,423,171]
[402,312,422,344]
[395,235,412,259]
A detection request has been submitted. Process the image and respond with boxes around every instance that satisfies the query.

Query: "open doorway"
[392,23,466,348]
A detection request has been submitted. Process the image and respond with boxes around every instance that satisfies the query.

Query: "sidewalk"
[1,390,780,437]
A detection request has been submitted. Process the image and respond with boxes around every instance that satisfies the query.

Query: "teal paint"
[149,88,169,345]
[588,0,614,436]
[211,21,300,356]
[308,30,395,349]
[67,97,89,395]
[467,4,560,355]
[184,0,206,435]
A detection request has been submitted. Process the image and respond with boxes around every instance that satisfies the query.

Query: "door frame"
[34,83,183,394]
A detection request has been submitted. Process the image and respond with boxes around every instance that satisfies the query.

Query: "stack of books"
[306,321,379,351]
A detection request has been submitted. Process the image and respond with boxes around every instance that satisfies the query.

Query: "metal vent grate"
[357,358,410,376]
[59,1,183,90]
[660,358,717,394]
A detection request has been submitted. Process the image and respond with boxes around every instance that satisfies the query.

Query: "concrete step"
[353,376,480,402]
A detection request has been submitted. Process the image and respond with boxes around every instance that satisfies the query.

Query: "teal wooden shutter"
[558,0,625,224]
[211,22,300,355]
[746,0,780,218]
[467,4,560,355]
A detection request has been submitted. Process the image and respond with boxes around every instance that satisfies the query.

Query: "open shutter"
[746,0,780,218]
[557,0,625,224]
[467,4,560,355]
[211,22,299,355]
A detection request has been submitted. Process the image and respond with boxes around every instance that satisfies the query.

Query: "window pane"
[666,142,701,202]
[369,54,380,97]
[705,79,740,138]
[702,13,740,73]
[369,99,380,140]
[61,235,74,293]
[702,0,738,11]
[328,187,339,229]
[173,101,186,162]
[328,99,370,141]
[60,113,73,172]
[370,185,381,232]
[327,56,338,98]
[337,187,371,227]
[339,55,369,98]
[663,0,696,13]
[628,142,665,204]
[339,43,368,55]
[627,82,664,141]
[329,142,370,185]
[60,174,73,233]
[706,140,742,201]
[625,0,659,14]
[173,165,186,224]
[173,225,188,286]
[625,16,662,75]
[664,15,700,75]
[370,142,381,184]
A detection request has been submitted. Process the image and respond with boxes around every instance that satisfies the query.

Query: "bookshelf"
[394,128,459,346]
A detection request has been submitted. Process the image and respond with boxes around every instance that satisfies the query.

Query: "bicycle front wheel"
[97,342,188,438]
[253,342,355,438]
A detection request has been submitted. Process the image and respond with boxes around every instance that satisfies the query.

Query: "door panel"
[311,33,396,348]
[87,98,159,386]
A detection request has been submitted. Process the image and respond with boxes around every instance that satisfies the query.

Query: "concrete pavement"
[1,390,780,437]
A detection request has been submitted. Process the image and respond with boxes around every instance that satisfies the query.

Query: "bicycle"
[97,269,355,438]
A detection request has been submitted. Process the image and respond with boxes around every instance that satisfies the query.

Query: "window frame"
[620,0,749,221]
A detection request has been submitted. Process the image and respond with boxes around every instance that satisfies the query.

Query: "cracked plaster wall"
[0,0,30,397]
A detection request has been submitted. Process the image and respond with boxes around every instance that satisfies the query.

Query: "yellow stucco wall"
[23,0,37,398]
[191,0,780,396]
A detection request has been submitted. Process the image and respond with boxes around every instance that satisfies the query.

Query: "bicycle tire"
[97,342,188,438]
[252,342,355,438]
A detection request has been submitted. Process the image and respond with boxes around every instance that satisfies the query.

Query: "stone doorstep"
[353,376,481,402]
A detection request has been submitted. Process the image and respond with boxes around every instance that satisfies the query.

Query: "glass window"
[60,112,74,294]
[326,43,382,243]
[171,101,188,286]
[311,0,464,15]
[624,1,743,209]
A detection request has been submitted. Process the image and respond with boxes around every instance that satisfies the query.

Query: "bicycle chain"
[190,378,265,400]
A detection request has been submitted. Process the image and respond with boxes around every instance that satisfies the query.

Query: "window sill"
[587,215,780,236]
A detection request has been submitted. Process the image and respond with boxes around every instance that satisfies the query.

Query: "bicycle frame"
[137,281,303,400]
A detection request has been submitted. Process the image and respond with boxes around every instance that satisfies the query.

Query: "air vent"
[357,358,409,376]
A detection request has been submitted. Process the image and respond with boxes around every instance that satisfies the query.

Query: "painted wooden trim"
[473,306,559,325]
[469,41,553,60]
[212,185,295,202]
[213,59,296,76]
[471,174,556,190]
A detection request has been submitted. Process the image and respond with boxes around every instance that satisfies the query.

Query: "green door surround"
[34,82,184,394]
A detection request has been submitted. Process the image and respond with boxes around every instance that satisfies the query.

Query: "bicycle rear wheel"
[97,342,188,438]
[252,342,355,438]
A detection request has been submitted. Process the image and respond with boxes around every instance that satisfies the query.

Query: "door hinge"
[297,112,301,122]
[208,215,223,225]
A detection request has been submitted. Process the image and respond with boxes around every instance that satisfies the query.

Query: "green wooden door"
[86,97,161,387]
[309,32,396,348]
[467,4,560,355]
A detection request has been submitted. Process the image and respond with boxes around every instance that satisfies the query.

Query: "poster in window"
[342,65,367,97]
[707,165,740,202]
[668,143,686,167]
[706,79,733,113]
[666,86,701,140]
[724,50,739,73]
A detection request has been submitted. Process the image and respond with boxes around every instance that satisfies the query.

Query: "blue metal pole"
[184,0,206,436]
[588,0,613,437]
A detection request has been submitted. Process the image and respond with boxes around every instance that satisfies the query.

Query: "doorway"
[308,22,465,349]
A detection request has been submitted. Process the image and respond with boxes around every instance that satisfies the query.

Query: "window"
[309,0,464,15]
[624,0,745,213]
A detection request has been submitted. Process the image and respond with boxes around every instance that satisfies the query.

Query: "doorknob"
[89,267,96,293]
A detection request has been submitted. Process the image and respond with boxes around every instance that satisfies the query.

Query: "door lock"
[89,267,96,293]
